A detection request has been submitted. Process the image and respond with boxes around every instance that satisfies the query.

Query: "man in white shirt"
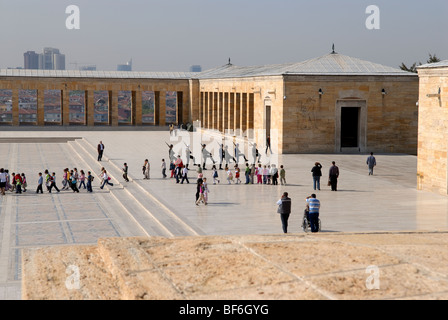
[181,166,189,184]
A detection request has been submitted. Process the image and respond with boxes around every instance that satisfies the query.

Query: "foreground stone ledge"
[22,231,448,300]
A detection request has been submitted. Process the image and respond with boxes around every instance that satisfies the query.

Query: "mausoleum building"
[0,52,419,154]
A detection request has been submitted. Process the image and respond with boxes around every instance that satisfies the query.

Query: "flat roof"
[418,60,448,69]
[0,69,195,79]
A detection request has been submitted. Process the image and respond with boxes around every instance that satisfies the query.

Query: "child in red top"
[15,174,23,194]
[234,165,241,184]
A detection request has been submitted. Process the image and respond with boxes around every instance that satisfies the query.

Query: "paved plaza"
[1,128,448,299]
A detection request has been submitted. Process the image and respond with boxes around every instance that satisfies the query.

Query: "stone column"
[37,89,45,125]
[235,93,241,136]
[62,89,70,126]
[177,91,184,125]
[154,91,160,125]
[248,93,254,130]
[218,92,223,132]
[229,92,235,133]
[223,92,229,132]
[159,91,166,126]
[213,92,218,130]
[181,90,189,124]
[241,93,248,134]
[12,89,19,126]
[199,92,203,124]
[109,90,118,126]
[202,92,207,128]
[86,90,95,126]
[134,90,142,126]
[189,80,200,123]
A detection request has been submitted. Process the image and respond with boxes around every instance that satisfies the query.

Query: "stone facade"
[283,75,419,154]
[0,76,191,127]
[0,54,420,155]
[417,63,448,194]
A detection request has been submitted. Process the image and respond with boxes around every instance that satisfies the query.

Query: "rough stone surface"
[22,231,448,300]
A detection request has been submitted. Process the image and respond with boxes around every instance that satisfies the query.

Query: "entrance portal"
[335,100,366,153]
[341,107,359,148]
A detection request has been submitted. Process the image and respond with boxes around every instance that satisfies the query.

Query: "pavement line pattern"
[228,236,339,300]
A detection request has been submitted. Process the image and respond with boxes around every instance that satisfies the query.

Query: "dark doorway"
[341,107,359,148]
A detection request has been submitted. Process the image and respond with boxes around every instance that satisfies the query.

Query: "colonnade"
[199,91,254,135]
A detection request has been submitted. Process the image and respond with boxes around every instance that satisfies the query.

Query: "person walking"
[0,168,7,195]
[250,164,256,184]
[262,165,269,184]
[100,170,114,189]
[86,171,94,193]
[195,180,207,205]
[97,141,105,161]
[69,171,79,193]
[271,164,279,185]
[5,170,12,192]
[306,194,320,233]
[15,173,23,194]
[212,165,220,184]
[329,161,339,191]
[367,152,377,176]
[244,163,251,184]
[311,162,322,191]
[79,170,87,189]
[256,164,263,184]
[203,177,210,203]
[195,179,202,203]
[122,163,130,182]
[44,170,51,192]
[143,159,150,180]
[161,159,167,179]
[226,167,234,184]
[276,192,292,233]
[169,161,175,178]
[180,166,190,184]
[61,168,68,190]
[279,165,286,186]
[234,165,241,184]
[36,172,43,194]
[21,173,27,192]
[50,172,61,193]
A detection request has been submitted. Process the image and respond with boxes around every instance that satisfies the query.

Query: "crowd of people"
[0,165,117,196]
[1,135,379,236]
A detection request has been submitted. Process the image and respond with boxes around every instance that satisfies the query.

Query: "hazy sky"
[0,0,447,71]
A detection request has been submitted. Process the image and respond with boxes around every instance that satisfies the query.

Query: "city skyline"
[0,0,447,72]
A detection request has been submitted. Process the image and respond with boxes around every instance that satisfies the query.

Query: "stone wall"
[283,75,419,154]
[417,67,448,194]
[0,77,191,126]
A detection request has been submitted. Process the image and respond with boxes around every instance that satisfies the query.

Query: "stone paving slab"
[21,232,448,300]
[1,130,448,300]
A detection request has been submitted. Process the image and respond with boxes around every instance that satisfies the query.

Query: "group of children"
[0,169,28,195]
[209,163,286,186]
[36,168,95,193]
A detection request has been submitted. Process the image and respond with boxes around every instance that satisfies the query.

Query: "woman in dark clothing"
[311,162,322,191]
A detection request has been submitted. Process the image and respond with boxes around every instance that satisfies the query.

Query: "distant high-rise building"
[24,51,39,69]
[190,65,202,72]
[25,47,66,70]
[117,59,132,71]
